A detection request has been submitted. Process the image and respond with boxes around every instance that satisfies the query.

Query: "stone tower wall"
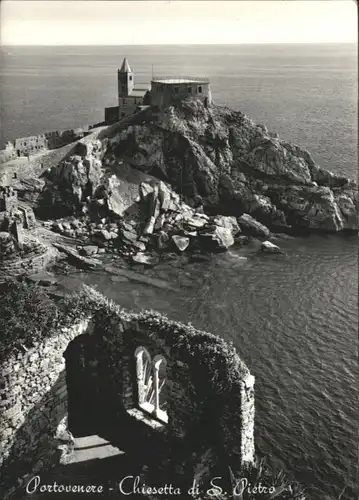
[118,69,135,100]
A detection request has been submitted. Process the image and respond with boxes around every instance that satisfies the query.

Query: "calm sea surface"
[1,45,358,499]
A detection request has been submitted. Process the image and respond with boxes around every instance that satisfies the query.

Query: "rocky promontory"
[103,99,357,233]
[3,97,356,274]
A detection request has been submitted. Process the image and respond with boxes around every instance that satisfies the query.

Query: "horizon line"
[2,41,357,47]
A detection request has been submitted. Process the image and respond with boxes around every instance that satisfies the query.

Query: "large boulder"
[199,226,234,252]
[238,213,270,238]
[103,175,126,217]
[213,215,240,235]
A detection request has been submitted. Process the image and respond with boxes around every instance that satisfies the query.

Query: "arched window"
[152,355,167,423]
[134,348,168,424]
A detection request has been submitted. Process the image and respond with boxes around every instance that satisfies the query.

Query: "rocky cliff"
[105,99,357,233]
[39,99,357,237]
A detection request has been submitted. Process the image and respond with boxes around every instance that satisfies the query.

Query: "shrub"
[0,279,61,358]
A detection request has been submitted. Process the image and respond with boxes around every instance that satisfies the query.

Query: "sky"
[1,0,357,45]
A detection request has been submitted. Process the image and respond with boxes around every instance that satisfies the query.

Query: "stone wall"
[0,288,255,497]
[14,135,48,156]
[45,127,90,150]
[1,127,91,162]
[0,320,89,499]
[150,80,212,110]
[118,96,144,118]
[104,105,120,124]
[64,296,255,487]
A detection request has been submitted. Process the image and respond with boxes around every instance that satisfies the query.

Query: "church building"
[117,58,150,117]
[105,58,149,123]
[104,57,211,123]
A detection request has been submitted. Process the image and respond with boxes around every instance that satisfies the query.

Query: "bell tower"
[117,57,134,103]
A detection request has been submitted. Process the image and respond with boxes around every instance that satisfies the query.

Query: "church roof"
[130,89,148,97]
[119,57,132,73]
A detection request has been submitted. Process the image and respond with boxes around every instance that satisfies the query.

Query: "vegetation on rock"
[0,279,61,359]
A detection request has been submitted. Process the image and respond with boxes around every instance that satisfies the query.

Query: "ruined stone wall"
[0,320,90,499]
[64,300,255,483]
[1,127,91,162]
[0,288,255,498]
[14,135,48,156]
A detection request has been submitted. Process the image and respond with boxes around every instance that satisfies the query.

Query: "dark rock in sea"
[235,235,251,246]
